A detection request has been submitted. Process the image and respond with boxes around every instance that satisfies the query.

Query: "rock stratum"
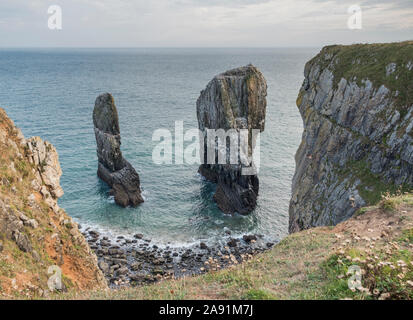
[0,108,106,298]
[93,93,143,207]
[197,65,267,214]
[290,41,413,233]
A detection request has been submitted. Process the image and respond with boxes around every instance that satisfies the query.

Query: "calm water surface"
[0,47,319,244]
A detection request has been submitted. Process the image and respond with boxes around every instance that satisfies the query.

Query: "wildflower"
[396,260,406,267]
[373,289,380,295]
[378,292,391,300]
[397,273,405,280]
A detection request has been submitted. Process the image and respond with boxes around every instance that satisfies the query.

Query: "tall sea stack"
[93,93,144,207]
[197,65,267,215]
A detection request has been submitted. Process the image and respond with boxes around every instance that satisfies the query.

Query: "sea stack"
[93,93,144,207]
[197,65,267,214]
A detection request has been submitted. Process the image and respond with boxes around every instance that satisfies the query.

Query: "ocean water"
[0,48,319,245]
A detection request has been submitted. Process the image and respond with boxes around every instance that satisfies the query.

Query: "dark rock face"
[196,65,267,215]
[93,93,144,207]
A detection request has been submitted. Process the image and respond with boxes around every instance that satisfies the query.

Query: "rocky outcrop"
[93,93,143,207]
[289,42,413,233]
[197,65,267,214]
[0,108,106,297]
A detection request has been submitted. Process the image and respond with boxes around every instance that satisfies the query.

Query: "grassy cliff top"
[57,193,413,300]
[309,41,413,111]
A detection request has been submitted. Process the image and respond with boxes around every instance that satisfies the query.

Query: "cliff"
[197,65,267,214]
[93,93,143,207]
[0,108,106,298]
[290,41,413,232]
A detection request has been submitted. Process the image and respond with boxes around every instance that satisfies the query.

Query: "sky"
[0,0,412,47]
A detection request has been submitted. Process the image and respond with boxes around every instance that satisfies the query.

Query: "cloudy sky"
[0,0,412,47]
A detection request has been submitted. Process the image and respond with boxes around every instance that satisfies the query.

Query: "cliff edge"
[290,41,413,233]
[0,108,106,298]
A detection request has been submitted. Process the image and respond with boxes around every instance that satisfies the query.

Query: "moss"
[336,158,412,206]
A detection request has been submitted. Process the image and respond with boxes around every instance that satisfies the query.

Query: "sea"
[0,47,319,246]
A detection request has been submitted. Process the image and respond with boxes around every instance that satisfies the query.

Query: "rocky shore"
[81,228,275,287]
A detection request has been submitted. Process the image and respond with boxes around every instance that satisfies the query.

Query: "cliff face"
[290,42,413,233]
[93,93,143,207]
[197,65,267,214]
[0,108,106,298]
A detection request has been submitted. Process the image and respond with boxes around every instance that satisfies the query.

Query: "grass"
[55,192,413,301]
[57,231,336,300]
[337,158,412,206]
[317,248,413,300]
[311,41,413,112]
[399,229,413,244]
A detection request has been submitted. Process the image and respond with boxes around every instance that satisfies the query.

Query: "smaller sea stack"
[197,65,267,215]
[93,93,144,207]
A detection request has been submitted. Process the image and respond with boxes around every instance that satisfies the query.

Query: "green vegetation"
[399,229,413,244]
[317,248,413,300]
[337,158,412,206]
[312,41,413,113]
[55,192,413,301]
[242,289,275,300]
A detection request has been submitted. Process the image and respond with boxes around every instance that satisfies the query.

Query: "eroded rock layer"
[93,93,143,207]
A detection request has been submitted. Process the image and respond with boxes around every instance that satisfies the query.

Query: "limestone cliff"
[0,108,106,298]
[197,65,267,214]
[93,93,143,207]
[289,41,413,233]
